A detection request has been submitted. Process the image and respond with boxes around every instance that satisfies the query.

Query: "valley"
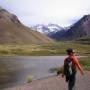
[0,42,89,56]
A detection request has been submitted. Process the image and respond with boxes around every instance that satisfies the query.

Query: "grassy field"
[0,42,89,56]
[80,57,90,71]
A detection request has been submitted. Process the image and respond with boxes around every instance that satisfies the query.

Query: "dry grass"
[0,42,89,56]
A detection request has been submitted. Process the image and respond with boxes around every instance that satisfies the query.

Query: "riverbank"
[3,71,90,90]
[0,56,65,89]
[0,55,90,90]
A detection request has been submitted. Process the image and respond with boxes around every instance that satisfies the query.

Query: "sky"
[0,0,90,27]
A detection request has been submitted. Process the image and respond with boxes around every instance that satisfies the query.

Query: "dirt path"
[3,71,90,90]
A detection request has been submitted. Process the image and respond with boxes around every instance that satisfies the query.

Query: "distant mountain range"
[0,7,53,44]
[33,15,90,40]
[1,6,90,43]
[32,23,64,35]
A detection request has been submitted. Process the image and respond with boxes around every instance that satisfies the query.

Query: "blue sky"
[0,0,90,27]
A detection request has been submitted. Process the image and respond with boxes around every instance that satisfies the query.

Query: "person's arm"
[74,57,84,75]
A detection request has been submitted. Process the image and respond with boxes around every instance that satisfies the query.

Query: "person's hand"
[81,70,84,75]
[80,70,85,75]
[62,74,64,78]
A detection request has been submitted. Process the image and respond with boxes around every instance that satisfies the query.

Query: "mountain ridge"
[0,7,53,44]
[32,23,64,35]
[42,15,90,40]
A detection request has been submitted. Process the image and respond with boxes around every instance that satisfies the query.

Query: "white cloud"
[0,0,90,27]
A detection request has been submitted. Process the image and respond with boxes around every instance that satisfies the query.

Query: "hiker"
[62,48,84,90]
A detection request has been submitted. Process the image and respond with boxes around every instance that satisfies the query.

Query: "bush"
[27,75,33,83]
[50,67,63,75]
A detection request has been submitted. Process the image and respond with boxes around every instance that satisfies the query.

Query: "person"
[62,48,84,90]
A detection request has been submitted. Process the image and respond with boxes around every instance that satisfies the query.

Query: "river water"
[0,56,66,89]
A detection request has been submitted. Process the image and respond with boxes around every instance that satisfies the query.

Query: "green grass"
[50,67,63,75]
[80,57,90,71]
[0,42,89,56]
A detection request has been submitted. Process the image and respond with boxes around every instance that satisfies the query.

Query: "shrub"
[27,75,33,83]
[50,67,63,75]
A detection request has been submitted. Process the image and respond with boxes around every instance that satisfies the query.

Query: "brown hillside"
[0,7,53,44]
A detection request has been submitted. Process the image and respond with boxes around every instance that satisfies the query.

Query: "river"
[0,56,66,89]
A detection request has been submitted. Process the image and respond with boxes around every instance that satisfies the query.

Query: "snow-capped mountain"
[32,23,64,35]
[47,15,90,40]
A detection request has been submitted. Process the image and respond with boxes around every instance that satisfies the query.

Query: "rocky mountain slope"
[0,7,53,44]
[48,15,90,40]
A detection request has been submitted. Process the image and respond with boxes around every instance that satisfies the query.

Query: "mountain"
[48,15,90,40]
[32,23,64,35]
[65,15,90,40]
[76,36,90,44]
[0,7,53,44]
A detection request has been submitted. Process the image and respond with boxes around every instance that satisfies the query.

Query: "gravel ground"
[3,71,90,90]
